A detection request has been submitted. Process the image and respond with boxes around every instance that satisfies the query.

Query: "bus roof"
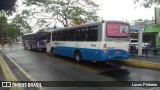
[48,20,129,32]
[23,31,48,36]
[23,32,36,36]
[48,21,102,32]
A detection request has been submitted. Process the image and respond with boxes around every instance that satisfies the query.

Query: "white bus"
[47,20,130,62]
[22,31,48,50]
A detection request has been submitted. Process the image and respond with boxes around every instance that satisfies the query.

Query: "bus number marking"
[54,42,59,45]
[107,47,115,49]
[91,44,96,47]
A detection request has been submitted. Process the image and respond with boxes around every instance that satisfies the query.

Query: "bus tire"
[42,48,46,52]
[30,45,33,50]
[24,44,27,49]
[51,47,56,55]
[74,51,82,62]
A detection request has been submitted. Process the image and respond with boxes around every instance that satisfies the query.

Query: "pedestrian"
[130,45,136,57]
[145,46,148,58]
[1,41,5,50]
[8,40,12,48]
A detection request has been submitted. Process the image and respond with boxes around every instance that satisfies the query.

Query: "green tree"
[20,5,51,29]
[12,14,32,33]
[0,14,32,42]
[134,0,160,8]
[0,0,32,42]
[25,0,100,27]
[3,14,32,42]
[4,23,21,40]
[0,1,17,42]
[0,16,8,41]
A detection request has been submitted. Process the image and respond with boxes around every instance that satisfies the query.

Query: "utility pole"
[138,30,143,56]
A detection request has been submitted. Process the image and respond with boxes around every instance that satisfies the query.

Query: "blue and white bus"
[47,20,130,62]
[22,31,48,50]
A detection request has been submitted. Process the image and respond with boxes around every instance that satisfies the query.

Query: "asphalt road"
[2,46,160,90]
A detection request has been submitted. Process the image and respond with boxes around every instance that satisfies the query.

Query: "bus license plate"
[115,50,120,54]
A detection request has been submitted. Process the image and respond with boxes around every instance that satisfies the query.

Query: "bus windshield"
[106,22,129,37]
[38,32,48,40]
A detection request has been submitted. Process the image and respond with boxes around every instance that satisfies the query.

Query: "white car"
[130,39,148,50]
[130,39,138,49]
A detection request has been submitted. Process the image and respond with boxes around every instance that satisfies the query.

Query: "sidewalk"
[0,62,6,81]
[131,50,160,63]
[1,43,22,49]
[0,49,42,90]
[0,50,23,90]
[122,52,160,70]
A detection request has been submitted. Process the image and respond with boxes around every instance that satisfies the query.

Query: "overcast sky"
[14,0,157,32]
[94,0,155,21]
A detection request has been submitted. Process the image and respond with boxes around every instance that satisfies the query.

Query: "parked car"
[130,39,148,50]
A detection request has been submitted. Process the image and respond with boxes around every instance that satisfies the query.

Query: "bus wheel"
[74,51,82,62]
[30,45,32,50]
[24,44,27,49]
[42,48,46,52]
[51,48,56,55]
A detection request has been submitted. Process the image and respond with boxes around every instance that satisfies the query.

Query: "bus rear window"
[106,22,129,37]
[38,32,48,40]
[131,40,138,43]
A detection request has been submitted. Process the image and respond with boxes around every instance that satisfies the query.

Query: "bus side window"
[47,33,51,43]
[68,29,76,41]
[61,30,68,41]
[76,28,85,41]
[56,31,62,41]
[30,34,34,40]
[52,31,56,41]
[86,26,98,41]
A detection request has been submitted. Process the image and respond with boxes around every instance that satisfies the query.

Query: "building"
[129,20,145,39]
[129,20,160,48]
[144,23,160,47]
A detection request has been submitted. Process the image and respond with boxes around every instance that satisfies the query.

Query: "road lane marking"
[1,51,44,90]
[122,59,160,70]
[129,59,160,65]
[0,55,17,81]
[0,55,24,90]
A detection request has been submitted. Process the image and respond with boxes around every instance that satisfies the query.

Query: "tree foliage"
[25,0,100,27]
[11,14,32,33]
[0,16,8,40]
[0,0,32,42]
[134,0,160,8]
[20,4,52,29]
[4,23,21,39]
[0,15,30,40]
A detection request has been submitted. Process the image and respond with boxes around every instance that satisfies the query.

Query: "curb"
[132,55,160,60]
[1,50,44,90]
[0,52,24,90]
[0,55,17,81]
[123,59,160,70]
